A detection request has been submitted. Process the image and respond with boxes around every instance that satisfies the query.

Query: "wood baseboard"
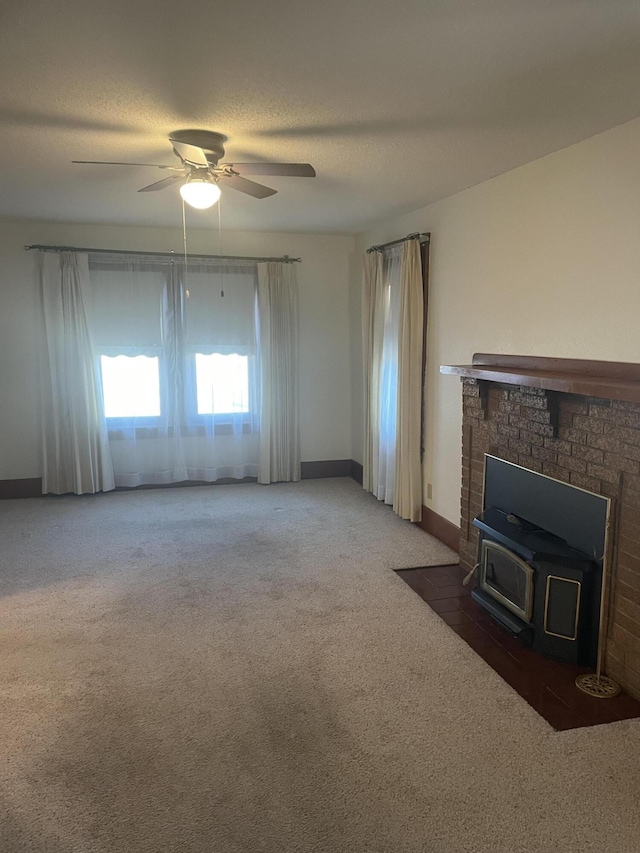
[116,477,257,491]
[1,462,363,497]
[300,460,353,479]
[350,460,363,485]
[419,506,460,553]
[0,478,43,499]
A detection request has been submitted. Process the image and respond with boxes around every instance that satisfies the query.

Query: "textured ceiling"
[1,0,640,233]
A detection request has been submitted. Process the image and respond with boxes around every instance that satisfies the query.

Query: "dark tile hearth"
[396,565,640,731]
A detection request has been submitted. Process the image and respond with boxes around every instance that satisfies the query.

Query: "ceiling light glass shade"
[180,178,221,209]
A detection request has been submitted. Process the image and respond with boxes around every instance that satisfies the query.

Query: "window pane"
[101,354,161,418]
[195,353,249,415]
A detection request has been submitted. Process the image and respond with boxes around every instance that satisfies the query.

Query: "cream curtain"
[361,240,424,521]
[257,262,300,483]
[371,247,402,504]
[394,241,424,521]
[39,251,299,493]
[39,252,115,494]
[362,252,383,493]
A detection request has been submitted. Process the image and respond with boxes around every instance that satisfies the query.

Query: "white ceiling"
[2,0,640,234]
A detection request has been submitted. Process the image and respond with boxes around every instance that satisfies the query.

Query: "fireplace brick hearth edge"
[441,354,640,701]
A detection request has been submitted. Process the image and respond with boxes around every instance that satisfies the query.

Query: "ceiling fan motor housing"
[170,129,227,165]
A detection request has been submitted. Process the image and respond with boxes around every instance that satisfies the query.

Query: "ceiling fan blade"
[217,175,277,199]
[138,174,185,193]
[226,163,316,178]
[169,140,210,167]
[72,160,179,169]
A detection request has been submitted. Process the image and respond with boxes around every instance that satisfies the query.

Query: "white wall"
[353,117,640,526]
[0,220,354,480]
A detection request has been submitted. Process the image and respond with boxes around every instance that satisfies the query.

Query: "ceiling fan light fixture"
[179,177,221,209]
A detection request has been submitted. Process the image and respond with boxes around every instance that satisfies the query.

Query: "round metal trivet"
[575,673,621,699]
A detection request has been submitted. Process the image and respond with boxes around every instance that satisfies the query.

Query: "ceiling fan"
[72,129,316,209]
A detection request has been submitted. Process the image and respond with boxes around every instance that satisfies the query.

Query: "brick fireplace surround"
[441,354,640,701]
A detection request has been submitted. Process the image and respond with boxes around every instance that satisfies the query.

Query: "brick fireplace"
[441,354,640,701]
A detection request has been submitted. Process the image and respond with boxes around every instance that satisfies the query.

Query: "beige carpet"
[0,478,638,852]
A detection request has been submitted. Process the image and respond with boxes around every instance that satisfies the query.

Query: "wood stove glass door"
[480,540,534,623]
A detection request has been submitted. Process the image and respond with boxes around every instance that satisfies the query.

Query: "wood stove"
[472,506,597,665]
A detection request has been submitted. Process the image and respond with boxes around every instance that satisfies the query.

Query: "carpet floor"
[0,478,638,852]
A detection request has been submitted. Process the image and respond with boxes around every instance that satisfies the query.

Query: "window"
[100,353,161,419]
[183,266,258,428]
[184,347,255,432]
[194,352,249,416]
[88,263,166,428]
[73,255,298,488]
[89,261,258,434]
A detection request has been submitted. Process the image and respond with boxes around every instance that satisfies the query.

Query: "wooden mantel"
[440,354,640,404]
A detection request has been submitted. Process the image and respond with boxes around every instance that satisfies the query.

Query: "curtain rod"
[24,244,301,263]
[366,232,430,254]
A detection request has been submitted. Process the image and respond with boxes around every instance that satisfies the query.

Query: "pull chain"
[182,198,190,299]
[218,196,224,297]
